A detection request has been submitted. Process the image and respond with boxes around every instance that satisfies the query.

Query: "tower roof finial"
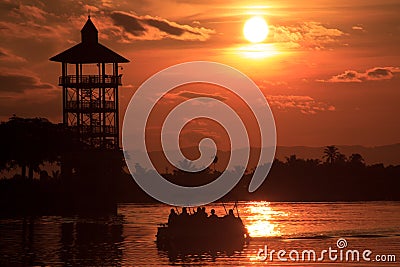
[81,16,98,44]
[50,16,129,63]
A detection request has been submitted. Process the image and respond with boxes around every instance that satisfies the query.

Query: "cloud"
[266,95,335,114]
[0,19,71,41]
[0,69,56,93]
[110,11,215,41]
[83,4,100,13]
[0,47,26,63]
[145,18,186,36]
[258,80,290,90]
[270,22,345,50]
[110,12,146,36]
[178,91,227,102]
[10,4,48,22]
[0,2,214,44]
[0,88,60,122]
[262,81,288,87]
[101,0,113,8]
[0,3,73,41]
[325,70,363,83]
[320,67,400,83]
[352,25,364,31]
[0,67,60,121]
[366,67,395,80]
[145,90,227,106]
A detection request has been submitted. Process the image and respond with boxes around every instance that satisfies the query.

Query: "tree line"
[0,117,399,205]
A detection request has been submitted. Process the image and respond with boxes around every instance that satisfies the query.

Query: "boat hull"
[156,218,249,252]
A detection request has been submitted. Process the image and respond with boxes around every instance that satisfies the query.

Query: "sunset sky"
[1,0,399,148]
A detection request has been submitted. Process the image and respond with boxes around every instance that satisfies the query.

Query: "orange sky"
[0,0,399,147]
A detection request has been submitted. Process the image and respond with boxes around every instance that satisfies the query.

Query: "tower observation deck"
[50,16,129,150]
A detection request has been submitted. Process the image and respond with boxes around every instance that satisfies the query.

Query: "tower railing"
[81,125,116,135]
[66,100,115,110]
[59,75,122,86]
[69,125,116,135]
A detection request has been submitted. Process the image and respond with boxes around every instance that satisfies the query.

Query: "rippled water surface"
[1,202,399,266]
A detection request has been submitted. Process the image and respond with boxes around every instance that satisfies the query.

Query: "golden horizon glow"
[237,43,279,59]
[243,16,269,43]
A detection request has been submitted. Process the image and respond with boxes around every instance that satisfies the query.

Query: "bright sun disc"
[243,16,269,43]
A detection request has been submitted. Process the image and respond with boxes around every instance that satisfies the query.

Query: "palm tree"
[323,145,340,164]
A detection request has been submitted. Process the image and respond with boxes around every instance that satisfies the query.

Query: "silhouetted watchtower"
[50,16,129,149]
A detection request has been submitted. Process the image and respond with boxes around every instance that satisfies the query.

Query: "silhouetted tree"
[285,154,298,165]
[0,116,77,179]
[323,145,340,164]
[233,165,245,175]
[134,163,148,176]
[349,153,365,165]
[335,153,347,165]
[178,159,197,172]
[305,158,321,167]
[1,117,52,178]
[52,170,61,179]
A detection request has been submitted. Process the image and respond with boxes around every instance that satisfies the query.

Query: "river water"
[1,202,399,266]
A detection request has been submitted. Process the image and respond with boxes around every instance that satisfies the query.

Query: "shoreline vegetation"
[1,117,399,215]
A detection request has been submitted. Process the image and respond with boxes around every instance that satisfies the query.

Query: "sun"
[243,16,269,43]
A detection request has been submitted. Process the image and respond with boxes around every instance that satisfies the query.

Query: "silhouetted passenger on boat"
[191,207,200,224]
[208,209,218,219]
[201,207,207,218]
[224,209,235,218]
[181,207,189,217]
[174,207,189,226]
[168,209,178,226]
[194,207,202,216]
[222,209,237,228]
[191,207,207,226]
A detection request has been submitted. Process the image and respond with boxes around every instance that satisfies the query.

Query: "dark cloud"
[367,68,393,80]
[110,12,145,36]
[330,70,362,83]
[109,11,214,41]
[320,67,400,83]
[144,18,184,36]
[0,72,55,93]
[341,71,357,79]
[178,91,227,102]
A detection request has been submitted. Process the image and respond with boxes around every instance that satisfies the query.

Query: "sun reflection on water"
[244,201,287,237]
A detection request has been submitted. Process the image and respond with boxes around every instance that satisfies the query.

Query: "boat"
[156,209,250,253]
